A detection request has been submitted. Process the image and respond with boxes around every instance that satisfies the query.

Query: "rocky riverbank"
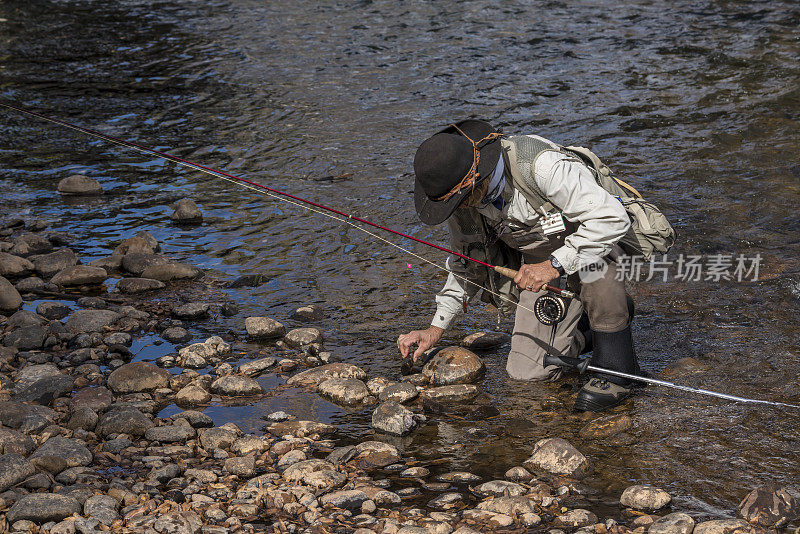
[0,194,798,534]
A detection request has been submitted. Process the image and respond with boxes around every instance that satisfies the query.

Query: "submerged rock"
[0,252,34,277]
[162,326,191,343]
[266,419,336,437]
[245,316,285,339]
[371,401,419,436]
[107,362,171,393]
[171,198,203,223]
[422,346,485,385]
[476,495,536,516]
[620,485,672,512]
[649,513,696,534]
[474,480,527,497]
[238,356,277,377]
[57,174,103,195]
[50,265,108,286]
[318,377,369,405]
[524,437,591,479]
[0,275,23,313]
[173,302,211,319]
[210,374,264,396]
[287,363,367,387]
[579,414,632,439]
[291,304,323,322]
[428,492,464,511]
[738,485,799,528]
[117,277,166,294]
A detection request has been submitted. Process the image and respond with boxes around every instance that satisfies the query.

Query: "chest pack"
[503,136,676,261]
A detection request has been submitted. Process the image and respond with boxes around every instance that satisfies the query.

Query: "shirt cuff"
[430,308,457,330]
[551,246,581,275]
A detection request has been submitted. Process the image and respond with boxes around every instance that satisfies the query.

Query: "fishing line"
[3,101,798,410]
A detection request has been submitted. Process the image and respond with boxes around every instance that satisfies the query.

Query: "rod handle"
[544,353,591,374]
[492,266,576,298]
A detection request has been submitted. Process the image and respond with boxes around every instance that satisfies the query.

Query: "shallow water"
[1,0,799,519]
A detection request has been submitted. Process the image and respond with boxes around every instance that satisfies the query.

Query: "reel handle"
[492,266,576,299]
[544,353,591,374]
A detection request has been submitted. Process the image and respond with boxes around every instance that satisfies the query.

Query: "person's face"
[460,177,490,208]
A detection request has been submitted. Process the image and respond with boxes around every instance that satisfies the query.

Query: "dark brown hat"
[413,120,502,225]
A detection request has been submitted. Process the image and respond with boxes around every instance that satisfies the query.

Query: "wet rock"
[178,336,230,368]
[7,492,82,523]
[649,513,696,534]
[693,519,755,534]
[461,331,510,350]
[108,362,171,393]
[173,302,211,319]
[96,407,154,438]
[11,233,53,256]
[621,485,672,512]
[113,233,158,256]
[379,382,418,403]
[210,374,264,396]
[267,419,336,437]
[176,384,211,406]
[0,427,35,455]
[84,494,119,526]
[162,326,191,343]
[171,198,203,223]
[475,480,527,497]
[87,255,123,272]
[558,509,598,527]
[3,325,46,350]
[14,373,74,405]
[238,356,277,377]
[505,466,534,482]
[438,471,481,483]
[579,414,632,439]
[291,304,323,322]
[65,309,121,333]
[29,249,78,279]
[660,357,711,378]
[349,441,402,469]
[319,489,369,511]
[372,401,419,436]
[145,424,196,443]
[420,384,480,403]
[524,438,591,479]
[36,301,71,320]
[0,275,22,313]
[57,174,103,195]
[117,277,165,294]
[50,265,108,287]
[476,495,537,516]
[224,455,256,477]
[366,377,393,396]
[284,327,323,348]
[141,262,201,281]
[71,386,112,412]
[245,316,285,339]
[32,436,93,467]
[121,252,170,276]
[0,454,36,491]
[428,492,464,511]
[0,252,34,277]
[14,276,46,292]
[318,377,369,405]
[400,466,430,477]
[287,362,366,387]
[737,485,799,528]
[171,409,214,428]
[422,346,485,386]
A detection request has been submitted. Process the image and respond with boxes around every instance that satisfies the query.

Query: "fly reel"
[533,293,569,325]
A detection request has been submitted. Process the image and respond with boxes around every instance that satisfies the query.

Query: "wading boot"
[574,324,639,412]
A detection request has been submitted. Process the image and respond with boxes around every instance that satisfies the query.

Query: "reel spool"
[533,294,569,325]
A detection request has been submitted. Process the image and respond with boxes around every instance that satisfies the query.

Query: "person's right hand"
[397,326,444,362]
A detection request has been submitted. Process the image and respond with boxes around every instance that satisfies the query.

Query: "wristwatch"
[549,255,566,276]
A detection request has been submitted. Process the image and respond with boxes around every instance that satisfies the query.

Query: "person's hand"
[397,326,444,362]
[514,261,560,292]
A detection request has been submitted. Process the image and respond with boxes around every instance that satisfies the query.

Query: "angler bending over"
[397,120,657,412]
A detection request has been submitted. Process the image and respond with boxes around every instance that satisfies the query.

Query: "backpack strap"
[502,137,557,214]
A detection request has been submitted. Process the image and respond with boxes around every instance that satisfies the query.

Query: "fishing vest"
[447,135,675,314]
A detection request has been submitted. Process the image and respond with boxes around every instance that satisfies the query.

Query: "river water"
[1,0,799,521]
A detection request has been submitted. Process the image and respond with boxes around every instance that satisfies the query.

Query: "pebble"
[422,346,486,386]
[475,480,527,497]
[400,466,430,478]
[320,489,369,511]
[371,401,420,436]
[428,492,464,511]
[171,198,203,223]
[0,454,36,492]
[245,316,286,338]
[318,377,369,405]
[505,466,534,482]
[83,494,119,526]
[176,383,212,406]
[366,376,394,396]
[238,356,277,377]
[224,455,256,477]
[50,265,108,286]
[525,437,592,479]
[173,302,211,319]
[145,424,196,442]
[178,336,231,367]
[420,384,480,403]
[476,495,537,516]
[437,471,481,483]
[57,174,103,195]
[620,484,672,512]
[210,374,265,396]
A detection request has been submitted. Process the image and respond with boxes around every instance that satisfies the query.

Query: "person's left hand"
[514,261,561,292]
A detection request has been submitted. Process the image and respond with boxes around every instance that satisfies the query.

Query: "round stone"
[422,346,486,386]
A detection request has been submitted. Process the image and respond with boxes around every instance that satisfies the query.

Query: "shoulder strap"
[502,137,556,214]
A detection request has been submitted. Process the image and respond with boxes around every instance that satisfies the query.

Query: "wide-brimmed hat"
[413,120,503,225]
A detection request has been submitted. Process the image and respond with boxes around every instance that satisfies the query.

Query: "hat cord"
[433,124,504,202]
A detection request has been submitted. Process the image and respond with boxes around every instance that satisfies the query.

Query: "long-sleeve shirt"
[431,138,631,330]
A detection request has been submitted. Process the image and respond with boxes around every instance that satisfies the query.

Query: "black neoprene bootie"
[574,324,639,412]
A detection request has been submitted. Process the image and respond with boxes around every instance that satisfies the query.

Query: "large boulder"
[57,174,103,195]
[0,252,34,278]
[7,493,82,523]
[50,265,108,286]
[524,438,591,479]
[29,249,78,279]
[107,362,171,394]
[422,346,485,385]
[0,275,22,313]
[2,325,46,350]
[287,363,366,387]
